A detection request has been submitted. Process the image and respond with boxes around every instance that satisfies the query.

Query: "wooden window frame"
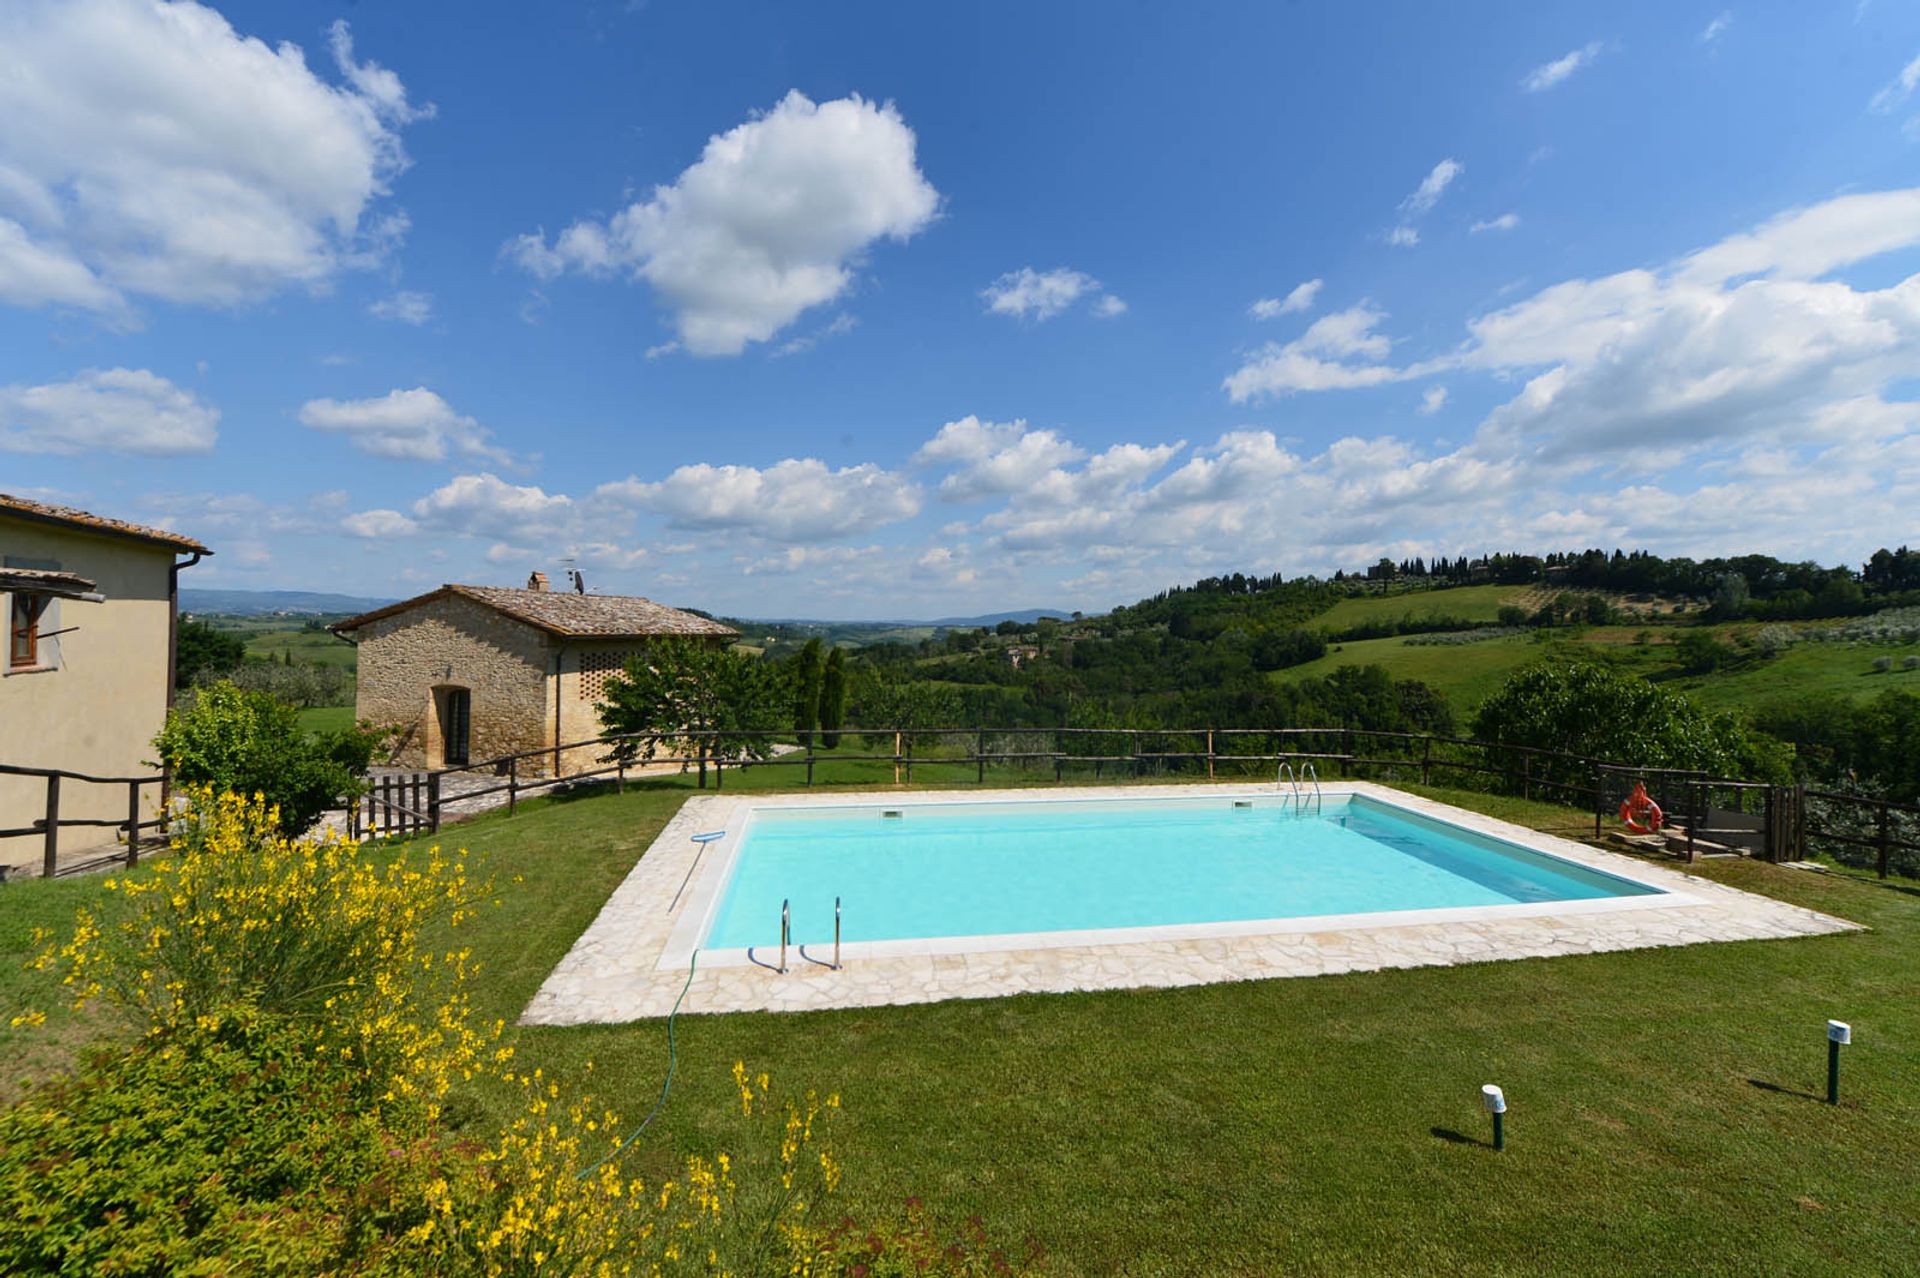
[9,592,47,671]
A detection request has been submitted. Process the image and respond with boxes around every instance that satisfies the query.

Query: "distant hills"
[182,588,395,616]
[181,589,1067,629]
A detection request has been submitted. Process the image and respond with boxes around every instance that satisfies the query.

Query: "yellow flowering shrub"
[25,787,500,1124]
[6,789,1041,1276]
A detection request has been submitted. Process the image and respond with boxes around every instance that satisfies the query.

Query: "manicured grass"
[295,704,358,735]
[8,776,1917,1274]
[1312,584,1532,632]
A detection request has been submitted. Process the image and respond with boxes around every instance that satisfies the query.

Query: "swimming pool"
[677,792,1667,963]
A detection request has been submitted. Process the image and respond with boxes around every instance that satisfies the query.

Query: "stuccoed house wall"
[350,593,555,773]
[1,508,200,869]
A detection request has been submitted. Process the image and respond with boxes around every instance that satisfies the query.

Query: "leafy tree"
[174,618,245,688]
[819,647,848,748]
[1250,627,1326,671]
[153,681,388,834]
[1473,662,1789,788]
[790,638,824,746]
[597,637,788,766]
[851,674,967,748]
[1707,571,1751,620]
[1674,630,1739,674]
[1754,689,1920,802]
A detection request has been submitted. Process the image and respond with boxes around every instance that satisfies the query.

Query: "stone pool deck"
[521,783,1860,1024]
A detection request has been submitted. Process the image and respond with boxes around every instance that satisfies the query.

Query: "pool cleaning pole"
[1827,1020,1850,1104]
[1482,1084,1506,1151]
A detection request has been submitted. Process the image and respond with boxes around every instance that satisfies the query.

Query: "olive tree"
[597,638,789,766]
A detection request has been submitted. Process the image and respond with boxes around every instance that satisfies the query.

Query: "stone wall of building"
[352,594,555,773]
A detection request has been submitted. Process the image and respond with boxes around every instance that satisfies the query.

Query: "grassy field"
[240,626,358,669]
[1277,631,1548,715]
[1276,628,1920,723]
[1312,584,1532,632]
[9,774,1915,1274]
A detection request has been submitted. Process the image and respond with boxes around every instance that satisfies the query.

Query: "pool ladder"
[1275,761,1323,816]
[773,896,843,974]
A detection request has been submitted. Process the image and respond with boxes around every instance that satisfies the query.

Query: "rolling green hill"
[1310,584,1534,632]
[1274,627,1920,722]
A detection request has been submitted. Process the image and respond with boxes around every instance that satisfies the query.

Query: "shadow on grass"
[1430,1126,1495,1149]
[1747,1078,1822,1102]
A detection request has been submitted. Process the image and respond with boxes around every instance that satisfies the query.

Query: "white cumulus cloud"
[507,91,939,356]
[0,0,426,315]
[595,457,920,542]
[0,367,217,455]
[298,388,512,465]
[1400,158,1464,217]
[1470,213,1520,234]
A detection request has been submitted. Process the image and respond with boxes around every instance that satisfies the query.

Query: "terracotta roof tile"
[334,584,737,639]
[0,492,211,554]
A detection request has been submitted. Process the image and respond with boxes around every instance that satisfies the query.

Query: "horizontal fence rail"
[0,762,169,881]
[11,727,1913,883]
[349,724,1908,876]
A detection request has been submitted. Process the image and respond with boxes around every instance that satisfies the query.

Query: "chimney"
[527,571,549,592]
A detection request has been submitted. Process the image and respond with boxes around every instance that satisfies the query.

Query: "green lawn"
[1312,584,1533,632]
[7,776,1917,1274]
[295,704,358,735]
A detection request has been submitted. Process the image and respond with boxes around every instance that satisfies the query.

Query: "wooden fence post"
[807,741,816,787]
[508,757,519,816]
[1207,729,1215,780]
[1421,736,1432,787]
[976,730,985,785]
[1878,802,1893,880]
[125,780,142,868]
[427,771,441,834]
[894,729,902,785]
[1592,766,1604,839]
[41,773,60,879]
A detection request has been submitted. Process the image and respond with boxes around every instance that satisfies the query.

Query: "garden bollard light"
[1481,1084,1506,1151]
[1827,1020,1850,1105]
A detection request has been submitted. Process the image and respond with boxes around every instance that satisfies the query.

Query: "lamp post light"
[1827,1020,1851,1105]
[1481,1084,1506,1151]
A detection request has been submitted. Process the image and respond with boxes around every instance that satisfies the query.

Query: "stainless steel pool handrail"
[1277,761,1308,814]
[801,895,844,971]
[1302,762,1323,815]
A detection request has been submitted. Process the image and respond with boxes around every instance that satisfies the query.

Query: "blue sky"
[3,0,1918,619]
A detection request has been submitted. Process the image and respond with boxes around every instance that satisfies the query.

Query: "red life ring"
[1619,782,1664,834]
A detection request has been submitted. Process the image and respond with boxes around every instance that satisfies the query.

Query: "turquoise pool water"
[701,794,1661,951]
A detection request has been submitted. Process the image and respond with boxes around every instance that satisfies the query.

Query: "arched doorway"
[432,685,471,767]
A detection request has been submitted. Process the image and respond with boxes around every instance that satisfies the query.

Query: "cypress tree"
[819,647,847,748]
[791,638,824,746]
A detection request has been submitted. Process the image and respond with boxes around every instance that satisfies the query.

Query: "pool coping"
[522,782,1861,1023]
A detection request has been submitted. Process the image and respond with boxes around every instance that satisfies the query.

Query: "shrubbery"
[1474,662,1791,786]
[154,681,388,834]
[5,793,1038,1276]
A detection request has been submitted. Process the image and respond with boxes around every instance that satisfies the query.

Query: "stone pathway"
[523,782,1860,1024]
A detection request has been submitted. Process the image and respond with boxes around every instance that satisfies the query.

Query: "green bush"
[1474,662,1790,787]
[154,681,388,834]
[0,1009,444,1275]
[597,637,789,765]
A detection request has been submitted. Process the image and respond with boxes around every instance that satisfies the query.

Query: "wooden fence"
[0,762,168,881]
[8,726,1915,882]
[359,724,1899,870]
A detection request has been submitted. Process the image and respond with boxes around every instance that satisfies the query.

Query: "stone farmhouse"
[1,493,210,870]
[332,573,737,776]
